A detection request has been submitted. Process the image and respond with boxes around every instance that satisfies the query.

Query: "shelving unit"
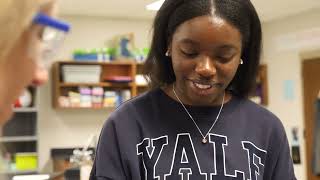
[52,60,148,109]
[59,82,134,88]
[1,87,39,177]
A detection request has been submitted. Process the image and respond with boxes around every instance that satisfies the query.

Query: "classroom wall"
[38,16,153,171]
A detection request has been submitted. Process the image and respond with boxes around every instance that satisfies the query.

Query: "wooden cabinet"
[52,60,148,109]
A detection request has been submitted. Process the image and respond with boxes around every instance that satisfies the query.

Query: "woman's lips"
[193,82,212,89]
[188,80,222,96]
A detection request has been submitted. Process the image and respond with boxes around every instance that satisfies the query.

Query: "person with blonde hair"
[0,0,70,125]
[0,1,70,178]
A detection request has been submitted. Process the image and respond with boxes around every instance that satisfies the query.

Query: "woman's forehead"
[172,15,242,49]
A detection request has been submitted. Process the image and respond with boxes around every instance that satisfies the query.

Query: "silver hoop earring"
[165,50,170,57]
[240,59,244,65]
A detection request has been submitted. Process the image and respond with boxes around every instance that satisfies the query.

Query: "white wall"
[57,16,153,59]
[38,16,152,172]
[262,8,320,180]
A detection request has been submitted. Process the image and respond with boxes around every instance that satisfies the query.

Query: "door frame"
[301,50,320,180]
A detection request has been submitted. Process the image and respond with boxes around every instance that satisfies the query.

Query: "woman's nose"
[195,56,216,79]
[31,65,48,86]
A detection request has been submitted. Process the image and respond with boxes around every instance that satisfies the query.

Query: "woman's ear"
[166,43,172,57]
[165,50,170,57]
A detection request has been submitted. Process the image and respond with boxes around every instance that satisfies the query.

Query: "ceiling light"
[146,0,165,11]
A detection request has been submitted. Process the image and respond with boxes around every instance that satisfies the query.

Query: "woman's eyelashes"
[180,49,198,58]
[215,53,235,63]
[180,48,235,63]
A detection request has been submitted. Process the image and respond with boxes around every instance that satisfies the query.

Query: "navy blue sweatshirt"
[90,88,296,180]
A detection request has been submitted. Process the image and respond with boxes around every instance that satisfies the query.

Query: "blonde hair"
[0,0,53,61]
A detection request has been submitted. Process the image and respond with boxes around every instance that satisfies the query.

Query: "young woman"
[90,0,296,179]
[0,0,70,125]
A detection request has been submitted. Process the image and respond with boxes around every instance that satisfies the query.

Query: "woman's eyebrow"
[179,38,200,46]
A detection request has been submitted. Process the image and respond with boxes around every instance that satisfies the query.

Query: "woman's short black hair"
[143,0,262,98]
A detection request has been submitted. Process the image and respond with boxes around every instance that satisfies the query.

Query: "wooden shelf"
[52,60,149,109]
[59,82,134,87]
[56,60,136,65]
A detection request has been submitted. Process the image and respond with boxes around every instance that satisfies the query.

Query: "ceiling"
[58,0,320,22]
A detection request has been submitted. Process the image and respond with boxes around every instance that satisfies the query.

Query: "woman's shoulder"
[225,97,288,150]
[119,88,161,109]
[106,88,162,122]
[231,97,285,132]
